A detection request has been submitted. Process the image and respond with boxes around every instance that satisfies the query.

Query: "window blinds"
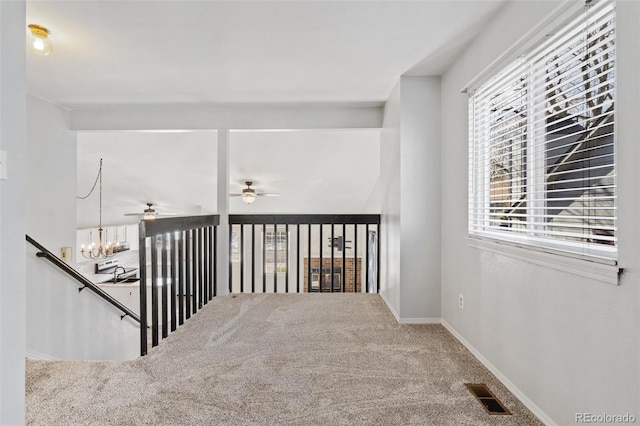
[469,0,616,260]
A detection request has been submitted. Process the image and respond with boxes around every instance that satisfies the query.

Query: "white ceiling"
[27,0,506,107]
[77,129,380,227]
[35,1,506,225]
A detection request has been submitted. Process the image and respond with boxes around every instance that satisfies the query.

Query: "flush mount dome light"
[28,24,53,56]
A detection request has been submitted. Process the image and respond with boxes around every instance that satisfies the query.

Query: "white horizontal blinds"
[469,59,530,235]
[469,0,616,258]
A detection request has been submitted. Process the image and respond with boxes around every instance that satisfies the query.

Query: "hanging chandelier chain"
[77,158,103,200]
[99,159,103,228]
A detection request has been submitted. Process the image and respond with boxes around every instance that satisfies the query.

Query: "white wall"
[379,81,401,317]
[27,95,77,255]
[0,1,27,424]
[26,244,139,360]
[379,76,441,322]
[440,1,640,424]
[400,77,441,321]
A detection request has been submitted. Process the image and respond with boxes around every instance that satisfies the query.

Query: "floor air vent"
[465,383,512,415]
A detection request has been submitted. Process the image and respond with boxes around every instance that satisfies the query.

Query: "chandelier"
[79,159,115,259]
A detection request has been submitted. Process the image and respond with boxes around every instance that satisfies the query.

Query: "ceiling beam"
[69,103,383,131]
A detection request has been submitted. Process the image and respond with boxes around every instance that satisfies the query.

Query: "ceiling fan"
[124,203,177,220]
[230,181,280,204]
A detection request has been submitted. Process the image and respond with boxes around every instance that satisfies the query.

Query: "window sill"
[467,236,621,285]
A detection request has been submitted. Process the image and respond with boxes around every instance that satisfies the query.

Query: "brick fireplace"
[303,258,362,292]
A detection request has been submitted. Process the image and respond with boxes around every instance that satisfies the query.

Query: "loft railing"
[139,215,219,355]
[229,215,381,294]
[26,234,141,323]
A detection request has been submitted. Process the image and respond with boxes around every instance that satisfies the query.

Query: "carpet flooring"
[26,294,542,425]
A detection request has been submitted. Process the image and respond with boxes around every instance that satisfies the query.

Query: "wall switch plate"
[458,294,464,309]
[61,247,72,263]
[0,151,7,180]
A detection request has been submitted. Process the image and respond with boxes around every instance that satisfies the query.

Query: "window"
[469,0,616,262]
[265,228,288,273]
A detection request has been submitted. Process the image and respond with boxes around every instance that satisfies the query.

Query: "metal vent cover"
[465,383,512,415]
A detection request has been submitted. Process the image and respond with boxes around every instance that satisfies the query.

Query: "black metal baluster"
[274,224,278,293]
[208,226,213,300]
[193,227,199,312]
[151,236,159,347]
[185,230,192,319]
[296,224,300,293]
[170,232,177,332]
[228,225,233,294]
[330,223,335,292]
[203,227,208,304]
[376,224,381,294]
[198,228,203,308]
[139,231,147,356]
[307,224,311,293]
[251,224,255,293]
[365,224,369,294]
[213,226,217,298]
[285,224,289,293]
[262,224,266,293]
[354,225,358,293]
[178,230,185,326]
[319,224,323,293]
[240,224,244,293]
[162,234,169,339]
[342,223,346,292]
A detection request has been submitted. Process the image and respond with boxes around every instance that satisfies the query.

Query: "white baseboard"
[26,350,59,361]
[397,317,441,324]
[440,319,556,426]
[379,291,400,322]
[379,293,442,324]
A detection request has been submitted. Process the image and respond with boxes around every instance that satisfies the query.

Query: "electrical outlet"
[458,294,464,309]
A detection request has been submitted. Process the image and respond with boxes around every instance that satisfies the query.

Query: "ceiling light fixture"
[27,24,53,56]
[242,182,257,204]
[230,181,280,204]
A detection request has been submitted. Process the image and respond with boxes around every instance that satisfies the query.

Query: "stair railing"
[26,234,141,323]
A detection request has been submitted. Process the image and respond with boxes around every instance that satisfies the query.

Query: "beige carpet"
[26,294,542,425]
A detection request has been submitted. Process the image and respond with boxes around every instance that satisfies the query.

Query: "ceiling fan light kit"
[231,181,280,204]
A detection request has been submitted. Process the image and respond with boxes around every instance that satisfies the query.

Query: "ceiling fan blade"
[257,193,280,197]
[229,193,243,197]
